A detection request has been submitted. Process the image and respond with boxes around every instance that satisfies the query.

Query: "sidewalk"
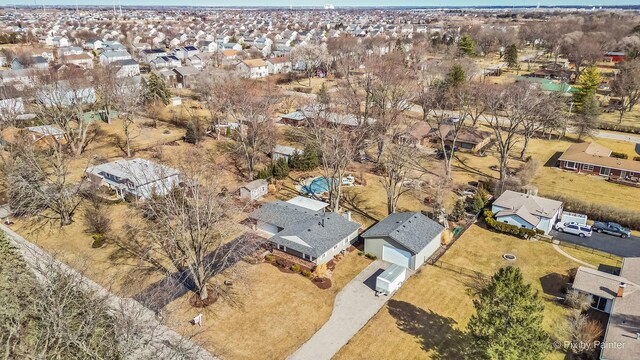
[1,223,218,360]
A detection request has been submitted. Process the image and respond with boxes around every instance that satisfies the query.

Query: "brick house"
[558,142,640,182]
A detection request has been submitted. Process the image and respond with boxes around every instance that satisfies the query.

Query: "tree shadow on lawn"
[131,233,262,313]
[387,299,467,360]
[539,272,569,298]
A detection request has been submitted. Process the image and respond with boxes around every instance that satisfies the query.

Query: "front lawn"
[164,250,371,360]
[335,224,617,360]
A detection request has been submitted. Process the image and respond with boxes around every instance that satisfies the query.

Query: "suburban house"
[83,39,103,50]
[558,142,640,183]
[280,110,307,127]
[60,54,94,69]
[236,59,269,78]
[445,127,493,153]
[1,125,67,147]
[361,212,444,271]
[491,190,563,234]
[140,48,168,62]
[395,122,432,147]
[0,86,25,115]
[85,158,181,200]
[266,57,292,74]
[112,59,141,78]
[239,179,269,201]
[172,66,201,88]
[36,81,96,107]
[11,56,48,70]
[100,51,132,65]
[150,56,181,69]
[604,51,625,63]
[272,145,302,162]
[571,257,640,360]
[249,199,361,266]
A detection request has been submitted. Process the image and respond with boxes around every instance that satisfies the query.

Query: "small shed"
[170,97,182,106]
[239,179,269,201]
[376,264,406,295]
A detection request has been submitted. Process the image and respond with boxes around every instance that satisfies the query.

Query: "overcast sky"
[9,1,639,7]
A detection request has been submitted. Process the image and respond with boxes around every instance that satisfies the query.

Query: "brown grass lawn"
[164,250,371,360]
[278,76,337,93]
[447,130,640,213]
[335,224,617,360]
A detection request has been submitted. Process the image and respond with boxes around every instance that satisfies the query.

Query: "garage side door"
[382,245,411,268]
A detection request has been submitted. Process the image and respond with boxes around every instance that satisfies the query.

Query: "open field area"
[335,224,619,360]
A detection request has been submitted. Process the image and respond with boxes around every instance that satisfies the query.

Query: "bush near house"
[483,210,541,239]
[634,156,640,161]
[544,194,640,230]
[610,151,628,159]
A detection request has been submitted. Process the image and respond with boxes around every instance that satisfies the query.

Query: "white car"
[555,222,592,238]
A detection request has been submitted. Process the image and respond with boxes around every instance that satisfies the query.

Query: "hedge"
[634,156,640,162]
[542,194,640,230]
[611,151,628,159]
[597,121,640,135]
[483,210,541,239]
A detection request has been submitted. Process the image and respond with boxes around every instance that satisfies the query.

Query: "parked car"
[555,222,592,238]
[592,221,631,238]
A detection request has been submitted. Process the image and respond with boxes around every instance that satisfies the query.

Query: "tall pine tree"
[505,44,519,70]
[458,34,476,57]
[573,66,602,111]
[142,73,172,105]
[467,266,550,360]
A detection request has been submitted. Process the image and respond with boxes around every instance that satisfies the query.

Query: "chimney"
[617,282,626,298]
[343,211,352,221]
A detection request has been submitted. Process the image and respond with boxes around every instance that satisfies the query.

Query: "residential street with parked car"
[550,230,640,257]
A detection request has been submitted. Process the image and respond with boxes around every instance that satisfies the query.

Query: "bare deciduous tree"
[290,43,330,87]
[379,143,413,215]
[611,59,640,123]
[115,150,261,302]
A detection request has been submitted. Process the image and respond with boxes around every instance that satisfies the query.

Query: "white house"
[239,179,268,201]
[271,145,302,162]
[362,212,444,271]
[236,59,269,78]
[150,56,180,69]
[112,59,140,78]
[491,190,563,235]
[266,57,292,74]
[86,158,181,200]
[84,39,103,50]
[100,50,132,65]
[0,90,25,116]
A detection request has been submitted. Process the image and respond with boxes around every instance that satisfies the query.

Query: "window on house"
[565,161,577,169]
[600,167,611,176]
[582,164,594,171]
[591,295,607,311]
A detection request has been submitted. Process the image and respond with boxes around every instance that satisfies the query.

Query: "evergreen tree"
[449,198,466,221]
[142,73,172,105]
[394,38,404,53]
[317,83,331,107]
[272,158,290,180]
[573,66,602,111]
[467,266,550,360]
[457,34,476,57]
[471,191,487,213]
[505,44,519,70]
[446,64,466,88]
[184,121,199,144]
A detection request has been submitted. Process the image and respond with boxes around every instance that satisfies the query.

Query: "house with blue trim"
[491,190,563,235]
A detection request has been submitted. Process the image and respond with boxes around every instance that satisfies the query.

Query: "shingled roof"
[360,212,444,254]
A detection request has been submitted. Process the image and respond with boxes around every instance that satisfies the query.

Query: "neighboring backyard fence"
[537,236,623,267]
[428,260,488,280]
[426,214,478,266]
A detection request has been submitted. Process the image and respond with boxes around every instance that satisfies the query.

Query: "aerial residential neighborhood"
[2,3,640,360]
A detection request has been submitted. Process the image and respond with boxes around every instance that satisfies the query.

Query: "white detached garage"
[361,212,445,271]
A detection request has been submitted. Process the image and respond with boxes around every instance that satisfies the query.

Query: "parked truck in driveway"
[592,222,631,238]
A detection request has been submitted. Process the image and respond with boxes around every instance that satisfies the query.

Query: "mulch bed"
[312,277,332,290]
[189,291,219,308]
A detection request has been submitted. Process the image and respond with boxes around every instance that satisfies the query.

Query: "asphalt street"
[550,230,640,257]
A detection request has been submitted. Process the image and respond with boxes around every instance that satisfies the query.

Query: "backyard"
[335,224,620,360]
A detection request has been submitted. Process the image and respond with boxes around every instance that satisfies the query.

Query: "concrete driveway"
[287,260,397,360]
[550,230,640,257]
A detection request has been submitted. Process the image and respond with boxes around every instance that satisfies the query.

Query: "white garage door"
[257,221,279,238]
[382,245,411,268]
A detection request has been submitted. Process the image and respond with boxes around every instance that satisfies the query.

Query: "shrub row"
[483,210,541,239]
[634,156,640,162]
[597,121,640,134]
[611,151,629,159]
[544,194,640,230]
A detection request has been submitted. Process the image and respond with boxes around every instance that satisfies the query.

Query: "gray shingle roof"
[249,200,361,257]
[361,212,444,254]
